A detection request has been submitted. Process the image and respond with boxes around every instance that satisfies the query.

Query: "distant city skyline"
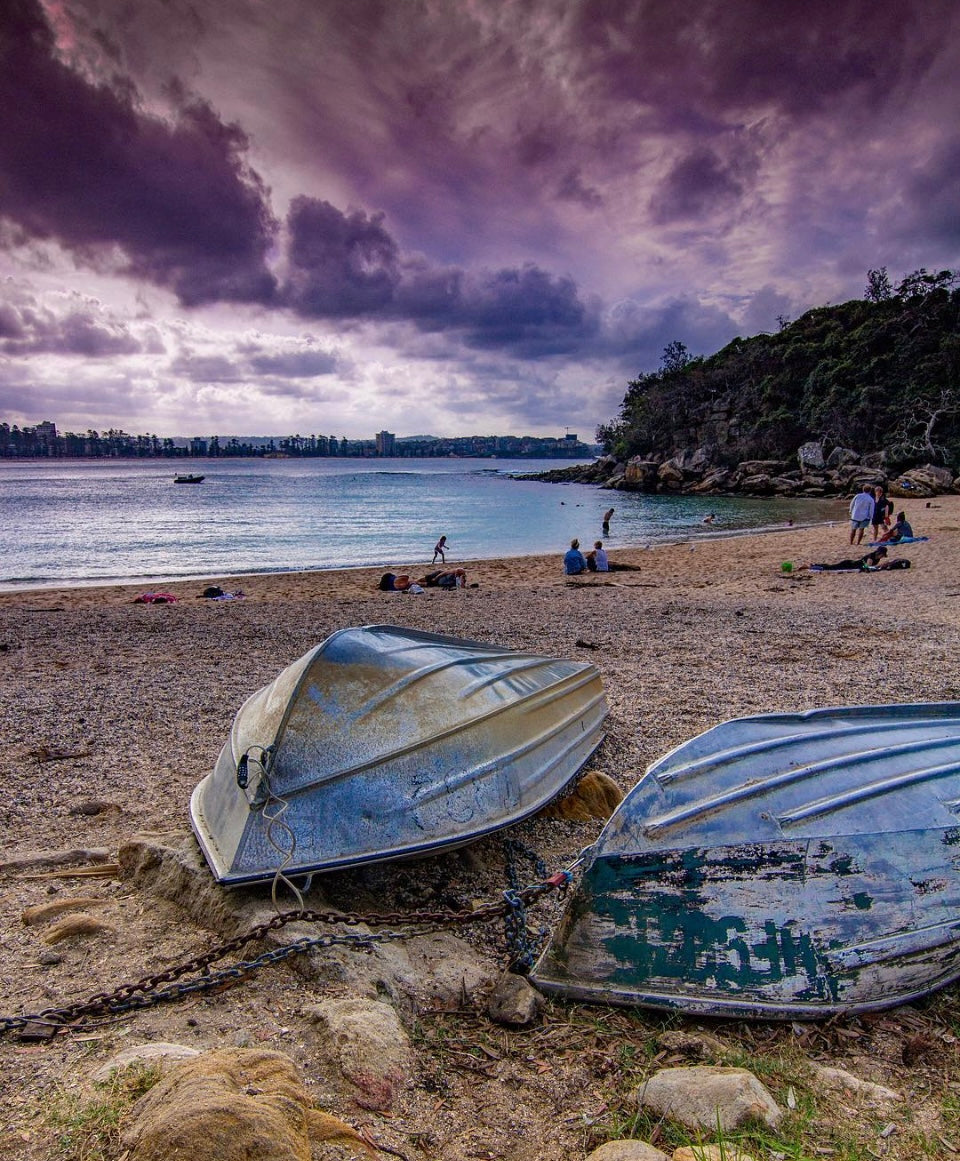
[1,419,593,459]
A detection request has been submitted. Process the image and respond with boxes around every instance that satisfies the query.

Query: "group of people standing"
[848,484,908,545]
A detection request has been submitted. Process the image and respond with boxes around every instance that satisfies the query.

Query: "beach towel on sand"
[868,536,929,546]
[134,592,178,604]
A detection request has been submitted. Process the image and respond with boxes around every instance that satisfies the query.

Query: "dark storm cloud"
[282,198,401,317]
[896,142,960,249]
[649,149,745,225]
[573,0,950,120]
[0,0,277,306]
[282,197,600,357]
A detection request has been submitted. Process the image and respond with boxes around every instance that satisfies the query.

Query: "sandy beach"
[2,497,959,1159]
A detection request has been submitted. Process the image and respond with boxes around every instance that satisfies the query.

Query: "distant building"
[376,430,396,456]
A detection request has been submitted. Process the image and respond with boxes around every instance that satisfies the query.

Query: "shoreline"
[0,515,845,598]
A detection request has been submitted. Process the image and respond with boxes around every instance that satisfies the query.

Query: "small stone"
[673,1146,758,1161]
[587,1141,671,1161]
[38,949,63,966]
[486,972,543,1026]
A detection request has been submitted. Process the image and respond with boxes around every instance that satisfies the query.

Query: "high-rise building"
[376,430,396,456]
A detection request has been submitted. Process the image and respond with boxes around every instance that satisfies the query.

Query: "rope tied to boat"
[0,871,574,1040]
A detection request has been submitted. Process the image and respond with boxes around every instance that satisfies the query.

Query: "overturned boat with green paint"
[532,702,960,1019]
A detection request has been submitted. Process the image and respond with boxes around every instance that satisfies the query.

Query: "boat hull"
[191,625,607,885]
[532,703,960,1018]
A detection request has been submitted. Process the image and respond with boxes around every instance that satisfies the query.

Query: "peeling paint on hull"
[532,703,960,1018]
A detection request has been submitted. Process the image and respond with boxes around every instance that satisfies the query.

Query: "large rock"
[624,459,660,489]
[305,997,413,1110]
[121,1047,373,1161]
[636,1066,782,1133]
[825,446,860,469]
[798,441,825,471]
[657,461,685,489]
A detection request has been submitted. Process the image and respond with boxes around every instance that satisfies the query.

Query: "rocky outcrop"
[521,449,958,499]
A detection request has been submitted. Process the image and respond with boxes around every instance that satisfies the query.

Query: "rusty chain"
[0,872,571,1038]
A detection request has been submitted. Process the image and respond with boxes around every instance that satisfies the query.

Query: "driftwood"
[29,745,92,764]
[22,897,110,926]
[24,864,120,880]
[0,847,112,874]
[42,914,115,943]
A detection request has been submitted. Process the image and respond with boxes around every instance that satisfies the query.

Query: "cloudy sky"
[2,0,959,441]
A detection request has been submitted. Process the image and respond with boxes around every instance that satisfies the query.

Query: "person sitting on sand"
[420,568,467,589]
[564,538,588,575]
[878,511,914,543]
[585,541,609,572]
[810,548,888,571]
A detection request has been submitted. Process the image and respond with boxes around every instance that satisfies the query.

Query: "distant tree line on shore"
[597,267,960,475]
[0,422,592,461]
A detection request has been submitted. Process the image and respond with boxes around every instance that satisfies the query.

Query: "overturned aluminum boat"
[532,703,960,1019]
[191,625,607,885]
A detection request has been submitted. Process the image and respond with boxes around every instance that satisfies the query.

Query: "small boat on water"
[174,473,205,483]
[531,702,960,1019]
[190,625,608,885]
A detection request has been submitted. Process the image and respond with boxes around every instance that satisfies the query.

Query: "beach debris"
[305,998,413,1110]
[24,863,120,880]
[539,770,623,822]
[636,1066,783,1133]
[120,1047,376,1160]
[29,744,92,764]
[41,912,115,944]
[0,846,112,874]
[22,897,109,926]
[132,592,178,604]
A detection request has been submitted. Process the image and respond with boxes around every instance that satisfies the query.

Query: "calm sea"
[0,458,845,591]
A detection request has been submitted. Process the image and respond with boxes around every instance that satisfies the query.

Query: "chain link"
[1,874,571,1037]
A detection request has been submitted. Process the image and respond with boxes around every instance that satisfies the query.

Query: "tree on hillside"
[865,267,892,302]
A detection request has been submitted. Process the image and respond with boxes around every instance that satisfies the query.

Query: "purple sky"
[2,0,959,440]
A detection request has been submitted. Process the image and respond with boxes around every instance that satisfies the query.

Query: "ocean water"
[0,457,845,591]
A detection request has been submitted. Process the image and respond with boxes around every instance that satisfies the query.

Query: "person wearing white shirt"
[848,485,876,546]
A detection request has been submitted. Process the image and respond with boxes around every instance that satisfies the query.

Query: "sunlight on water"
[0,458,845,590]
